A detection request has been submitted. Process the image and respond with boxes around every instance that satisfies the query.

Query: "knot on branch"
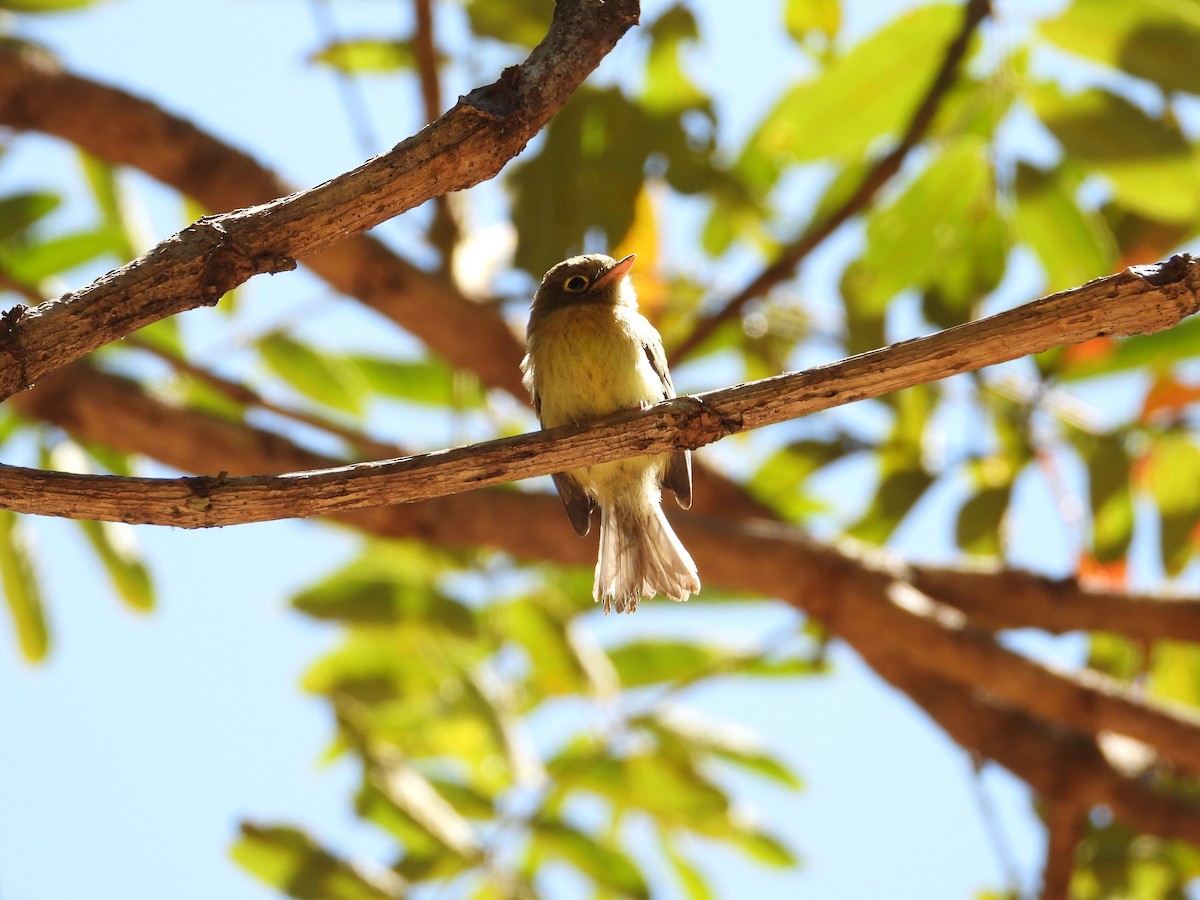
[180,470,228,515]
[0,303,30,391]
[673,396,743,451]
[461,66,522,120]
[190,218,296,307]
[1129,253,1195,287]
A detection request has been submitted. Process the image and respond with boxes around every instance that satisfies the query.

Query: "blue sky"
[0,1,1103,898]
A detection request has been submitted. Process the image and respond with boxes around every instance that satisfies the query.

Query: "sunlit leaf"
[730,826,797,868]
[1014,163,1117,293]
[747,438,854,520]
[784,0,840,45]
[851,136,999,314]
[954,482,1012,557]
[464,0,549,48]
[1030,84,1200,224]
[0,0,98,10]
[1142,432,1200,575]
[661,835,716,900]
[1054,318,1200,381]
[641,4,708,115]
[79,153,136,262]
[0,191,59,242]
[738,4,963,192]
[0,510,48,662]
[532,817,650,899]
[1148,641,1200,708]
[1074,431,1135,564]
[231,822,403,900]
[77,519,154,612]
[1040,0,1200,94]
[259,333,367,415]
[370,750,483,860]
[0,228,118,284]
[350,355,483,408]
[311,38,418,74]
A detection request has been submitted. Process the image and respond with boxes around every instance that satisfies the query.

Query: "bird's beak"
[592,254,636,290]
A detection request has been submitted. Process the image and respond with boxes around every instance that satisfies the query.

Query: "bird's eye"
[563,275,589,292]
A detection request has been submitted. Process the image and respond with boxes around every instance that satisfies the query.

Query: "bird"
[521,252,700,614]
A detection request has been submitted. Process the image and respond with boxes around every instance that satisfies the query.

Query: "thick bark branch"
[14,365,1200,782]
[0,0,640,401]
[3,255,1197,526]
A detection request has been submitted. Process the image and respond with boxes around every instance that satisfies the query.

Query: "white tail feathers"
[593,500,701,614]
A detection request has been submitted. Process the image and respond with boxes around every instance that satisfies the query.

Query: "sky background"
[0,1,1134,898]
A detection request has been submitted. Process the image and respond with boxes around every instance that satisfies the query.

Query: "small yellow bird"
[522,253,700,614]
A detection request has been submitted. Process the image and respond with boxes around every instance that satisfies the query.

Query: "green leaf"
[608,639,725,688]
[0,0,98,10]
[231,822,403,900]
[1149,641,1200,708]
[1014,163,1117,293]
[258,333,367,415]
[464,0,550,48]
[731,826,797,868]
[77,520,154,612]
[784,0,840,44]
[1040,0,1200,95]
[79,153,136,262]
[369,751,483,861]
[1052,316,1200,382]
[0,511,48,662]
[1143,432,1200,575]
[846,463,934,545]
[954,482,1012,557]
[0,228,117,284]
[350,355,483,408]
[0,191,59,242]
[851,136,999,314]
[747,438,853,520]
[311,38,418,75]
[661,835,716,900]
[532,818,650,899]
[492,596,588,697]
[509,88,648,275]
[1074,431,1134,564]
[641,5,708,115]
[1030,84,1200,224]
[646,712,804,789]
[738,4,963,192]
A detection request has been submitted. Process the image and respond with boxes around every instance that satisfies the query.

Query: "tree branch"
[0,0,641,402]
[669,0,992,363]
[3,255,1196,526]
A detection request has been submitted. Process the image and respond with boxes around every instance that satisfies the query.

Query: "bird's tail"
[593,499,700,614]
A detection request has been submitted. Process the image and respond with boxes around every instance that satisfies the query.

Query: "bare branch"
[670,0,992,363]
[0,0,641,401]
[17,362,1200,781]
[0,43,526,396]
[3,255,1196,526]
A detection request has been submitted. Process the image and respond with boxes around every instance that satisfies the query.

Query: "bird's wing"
[552,471,596,536]
[642,340,693,510]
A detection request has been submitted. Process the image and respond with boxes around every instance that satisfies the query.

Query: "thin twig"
[669,0,992,363]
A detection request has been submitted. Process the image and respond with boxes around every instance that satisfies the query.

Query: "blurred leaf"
[370,751,483,860]
[731,826,797,868]
[851,136,999,314]
[955,478,1012,558]
[847,463,933,545]
[748,438,854,520]
[464,0,549,48]
[1149,641,1200,708]
[1055,317,1200,381]
[641,5,708,115]
[0,227,117,284]
[77,519,154,612]
[0,191,59,242]
[1141,374,1200,422]
[646,712,804,789]
[79,153,136,261]
[532,818,650,899]
[492,596,588,697]
[784,0,840,44]
[312,38,418,74]
[661,835,716,900]
[510,88,649,274]
[551,747,731,835]
[231,822,403,900]
[350,355,483,408]
[1031,84,1200,224]
[738,4,962,192]
[1088,632,1143,682]
[259,333,367,415]
[0,0,98,9]
[1014,162,1117,293]
[1040,0,1200,94]
[0,510,48,662]
[1074,431,1135,564]
[1142,432,1200,575]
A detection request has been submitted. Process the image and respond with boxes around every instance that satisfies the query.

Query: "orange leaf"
[1077,553,1128,589]
[1062,336,1116,365]
[1141,374,1200,422]
[613,181,667,321]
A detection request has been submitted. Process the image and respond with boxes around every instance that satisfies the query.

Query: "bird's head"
[531,253,637,316]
